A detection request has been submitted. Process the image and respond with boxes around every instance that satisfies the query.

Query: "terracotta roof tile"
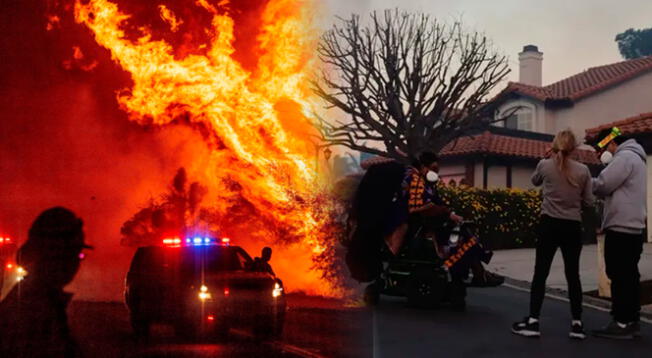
[500,56,652,103]
[443,131,599,164]
[360,132,600,169]
[547,56,652,100]
[585,112,652,140]
[359,156,394,169]
[495,82,551,101]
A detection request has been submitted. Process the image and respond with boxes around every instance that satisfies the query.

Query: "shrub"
[438,184,599,249]
[438,185,543,249]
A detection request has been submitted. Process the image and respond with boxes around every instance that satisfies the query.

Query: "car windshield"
[179,246,250,274]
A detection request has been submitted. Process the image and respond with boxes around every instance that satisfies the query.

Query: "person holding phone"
[591,127,647,340]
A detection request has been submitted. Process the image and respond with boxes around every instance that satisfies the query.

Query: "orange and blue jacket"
[405,170,451,217]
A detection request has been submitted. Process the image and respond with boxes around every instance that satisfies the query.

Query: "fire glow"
[73,0,335,294]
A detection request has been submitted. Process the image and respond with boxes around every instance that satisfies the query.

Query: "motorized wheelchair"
[363,219,496,309]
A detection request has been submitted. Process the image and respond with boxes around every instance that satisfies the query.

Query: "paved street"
[68,295,372,358]
[490,243,652,314]
[490,243,652,293]
[373,286,652,357]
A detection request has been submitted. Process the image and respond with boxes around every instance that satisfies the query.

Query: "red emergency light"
[162,237,182,245]
[162,236,231,247]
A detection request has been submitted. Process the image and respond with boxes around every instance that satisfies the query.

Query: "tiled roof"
[359,155,394,169]
[442,131,600,164]
[499,56,652,103]
[360,132,600,169]
[585,112,652,140]
[497,82,552,101]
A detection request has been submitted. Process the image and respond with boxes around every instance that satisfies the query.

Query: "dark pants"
[530,215,583,320]
[405,215,448,258]
[604,230,644,323]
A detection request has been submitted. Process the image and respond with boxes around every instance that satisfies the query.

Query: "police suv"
[125,236,286,339]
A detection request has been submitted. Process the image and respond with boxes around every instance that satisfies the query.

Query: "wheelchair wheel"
[406,268,446,309]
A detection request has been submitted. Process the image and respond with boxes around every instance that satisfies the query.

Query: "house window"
[503,108,534,131]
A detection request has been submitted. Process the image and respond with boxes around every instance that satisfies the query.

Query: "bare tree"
[313,10,512,162]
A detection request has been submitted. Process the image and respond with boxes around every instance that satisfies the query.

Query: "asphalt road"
[373,286,652,357]
[68,294,372,358]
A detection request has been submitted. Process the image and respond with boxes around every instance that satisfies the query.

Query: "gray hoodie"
[593,139,647,234]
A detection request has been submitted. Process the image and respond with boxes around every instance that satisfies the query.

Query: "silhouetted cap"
[26,207,92,251]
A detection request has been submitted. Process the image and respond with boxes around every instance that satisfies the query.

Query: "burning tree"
[73,0,327,247]
[313,10,512,162]
[67,0,370,295]
[120,168,213,246]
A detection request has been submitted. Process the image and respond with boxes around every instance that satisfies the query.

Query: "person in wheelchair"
[401,152,503,288]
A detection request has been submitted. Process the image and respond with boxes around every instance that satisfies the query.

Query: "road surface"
[69,294,372,358]
[373,286,652,357]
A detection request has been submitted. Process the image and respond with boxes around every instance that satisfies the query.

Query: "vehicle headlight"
[198,285,212,301]
[272,282,283,298]
[15,266,27,282]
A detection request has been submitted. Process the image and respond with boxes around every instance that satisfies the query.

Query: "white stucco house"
[361,45,652,241]
[494,45,652,139]
[463,45,652,190]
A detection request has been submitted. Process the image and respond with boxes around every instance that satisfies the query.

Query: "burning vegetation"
[120,168,211,246]
[50,0,344,295]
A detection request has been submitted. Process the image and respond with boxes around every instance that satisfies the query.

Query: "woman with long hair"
[511,129,594,340]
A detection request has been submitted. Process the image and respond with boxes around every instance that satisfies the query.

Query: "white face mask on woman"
[600,150,613,165]
[426,170,439,183]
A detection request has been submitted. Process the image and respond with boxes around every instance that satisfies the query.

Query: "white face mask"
[426,170,439,183]
[600,151,613,165]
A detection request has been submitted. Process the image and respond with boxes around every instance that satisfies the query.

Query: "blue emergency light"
[163,236,228,247]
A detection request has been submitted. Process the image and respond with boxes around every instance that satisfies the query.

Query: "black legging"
[530,215,583,320]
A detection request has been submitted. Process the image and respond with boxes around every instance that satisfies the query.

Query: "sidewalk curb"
[500,276,652,324]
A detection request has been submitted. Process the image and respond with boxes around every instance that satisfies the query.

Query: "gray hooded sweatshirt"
[592,139,647,234]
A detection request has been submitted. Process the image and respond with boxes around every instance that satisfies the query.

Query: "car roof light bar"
[162,237,229,247]
[162,237,182,246]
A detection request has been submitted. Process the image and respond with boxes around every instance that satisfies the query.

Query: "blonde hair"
[551,129,578,187]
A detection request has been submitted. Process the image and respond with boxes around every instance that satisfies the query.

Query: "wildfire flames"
[72,0,337,295]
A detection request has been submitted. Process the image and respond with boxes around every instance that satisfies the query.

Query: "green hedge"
[438,185,543,249]
[438,185,598,250]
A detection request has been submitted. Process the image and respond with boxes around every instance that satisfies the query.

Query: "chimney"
[518,45,543,86]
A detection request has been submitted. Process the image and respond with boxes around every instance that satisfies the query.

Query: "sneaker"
[592,321,636,340]
[569,322,586,340]
[512,317,540,337]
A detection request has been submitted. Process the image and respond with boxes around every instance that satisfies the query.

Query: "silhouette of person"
[251,247,275,276]
[0,207,92,358]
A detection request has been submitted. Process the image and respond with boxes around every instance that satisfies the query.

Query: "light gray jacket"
[593,139,647,234]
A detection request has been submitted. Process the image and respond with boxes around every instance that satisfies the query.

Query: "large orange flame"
[74,0,335,295]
